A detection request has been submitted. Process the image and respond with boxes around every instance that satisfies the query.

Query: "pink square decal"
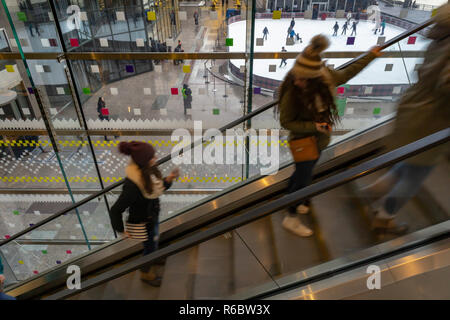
[66,250,72,254]
[5,235,10,239]
[171,88,178,95]
[337,87,345,94]
[407,36,416,45]
[33,270,39,274]
[70,38,79,47]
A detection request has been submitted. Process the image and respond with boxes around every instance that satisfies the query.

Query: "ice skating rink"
[228,18,431,85]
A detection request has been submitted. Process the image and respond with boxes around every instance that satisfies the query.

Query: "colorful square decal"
[33,270,39,274]
[4,235,10,239]
[56,260,61,264]
[80,11,88,21]
[100,38,108,47]
[346,37,355,45]
[5,65,14,73]
[49,38,58,47]
[183,65,191,73]
[116,11,125,21]
[82,88,91,95]
[42,250,48,254]
[171,88,178,95]
[213,108,220,115]
[91,65,100,73]
[13,210,19,215]
[17,12,27,21]
[393,86,402,94]
[364,86,373,95]
[41,39,50,47]
[70,38,79,47]
[147,11,156,21]
[27,88,34,94]
[136,38,145,47]
[226,38,233,46]
[254,87,261,94]
[126,65,134,73]
[66,250,72,254]
[407,36,417,45]
[56,87,65,95]
[18,260,24,264]
[272,10,281,19]
[337,86,345,94]
[373,107,381,115]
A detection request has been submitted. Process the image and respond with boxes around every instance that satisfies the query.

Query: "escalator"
[45,128,449,300]
[1,19,448,300]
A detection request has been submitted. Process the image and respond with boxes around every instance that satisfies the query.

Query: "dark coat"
[110,164,172,232]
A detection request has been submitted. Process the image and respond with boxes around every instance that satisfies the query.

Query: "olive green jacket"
[279,52,377,150]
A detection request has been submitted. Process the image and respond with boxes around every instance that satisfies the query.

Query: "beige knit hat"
[291,34,330,79]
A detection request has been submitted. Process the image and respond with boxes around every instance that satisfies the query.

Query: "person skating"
[358,3,450,235]
[341,21,348,35]
[194,11,199,25]
[332,21,339,36]
[346,11,352,23]
[289,28,296,39]
[110,142,180,286]
[279,46,287,68]
[380,19,386,35]
[278,34,382,237]
[182,84,193,116]
[290,17,295,29]
[351,21,357,36]
[296,33,303,43]
[263,26,269,40]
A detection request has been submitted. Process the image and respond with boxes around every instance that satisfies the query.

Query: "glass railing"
[51,129,449,300]
[0,0,441,289]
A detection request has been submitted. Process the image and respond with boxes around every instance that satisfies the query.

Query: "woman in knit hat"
[110,141,179,286]
[279,34,382,237]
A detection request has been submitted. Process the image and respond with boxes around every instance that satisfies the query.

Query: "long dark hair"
[139,163,163,195]
[278,71,339,125]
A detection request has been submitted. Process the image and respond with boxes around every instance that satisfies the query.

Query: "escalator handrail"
[44,128,450,300]
[0,18,434,248]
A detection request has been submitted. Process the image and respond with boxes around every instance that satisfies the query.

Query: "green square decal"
[335,97,347,117]
[213,108,220,115]
[82,87,91,95]
[64,87,71,95]
[13,210,20,215]
[17,12,27,21]
[225,38,233,46]
[42,250,48,254]
[373,107,381,115]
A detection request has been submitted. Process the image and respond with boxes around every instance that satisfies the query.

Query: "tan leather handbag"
[289,136,320,162]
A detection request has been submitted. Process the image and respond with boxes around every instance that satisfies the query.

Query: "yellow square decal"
[273,10,281,19]
[182,65,191,73]
[5,65,14,72]
[431,8,437,17]
[147,11,156,21]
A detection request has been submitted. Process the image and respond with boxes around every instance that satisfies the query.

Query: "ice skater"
[341,21,348,35]
[287,26,292,39]
[296,33,303,43]
[351,21,357,36]
[380,19,386,35]
[263,26,269,40]
[346,11,352,23]
[373,18,381,35]
[332,22,339,36]
[279,46,287,68]
[290,17,295,30]
[289,28,296,40]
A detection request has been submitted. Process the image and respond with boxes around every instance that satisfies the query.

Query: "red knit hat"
[118,141,155,167]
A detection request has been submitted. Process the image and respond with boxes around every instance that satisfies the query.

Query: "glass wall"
[0,0,441,284]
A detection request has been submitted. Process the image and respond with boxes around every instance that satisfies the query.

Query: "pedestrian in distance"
[351,21,357,36]
[278,34,382,237]
[182,84,193,116]
[194,11,199,25]
[263,26,269,40]
[380,19,386,35]
[110,142,180,287]
[357,3,450,235]
[279,46,287,68]
[332,21,339,36]
[342,21,348,35]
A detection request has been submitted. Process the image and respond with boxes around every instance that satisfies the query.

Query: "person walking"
[0,256,16,300]
[380,19,386,35]
[194,11,199,25]
[351,21,357,36]
[279,46,288,68]
[332,21,339,36]
[110,142,180,286]
[182,84,193,116]
[263,26,269,40]
[278,34,381,237]
[341,21,348,35]
[358,3,450,234]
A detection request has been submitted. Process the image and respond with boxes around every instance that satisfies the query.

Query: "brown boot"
[372,216,409,235]
[140,267,162,287]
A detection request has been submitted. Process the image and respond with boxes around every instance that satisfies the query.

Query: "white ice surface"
[228,18,430,85]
